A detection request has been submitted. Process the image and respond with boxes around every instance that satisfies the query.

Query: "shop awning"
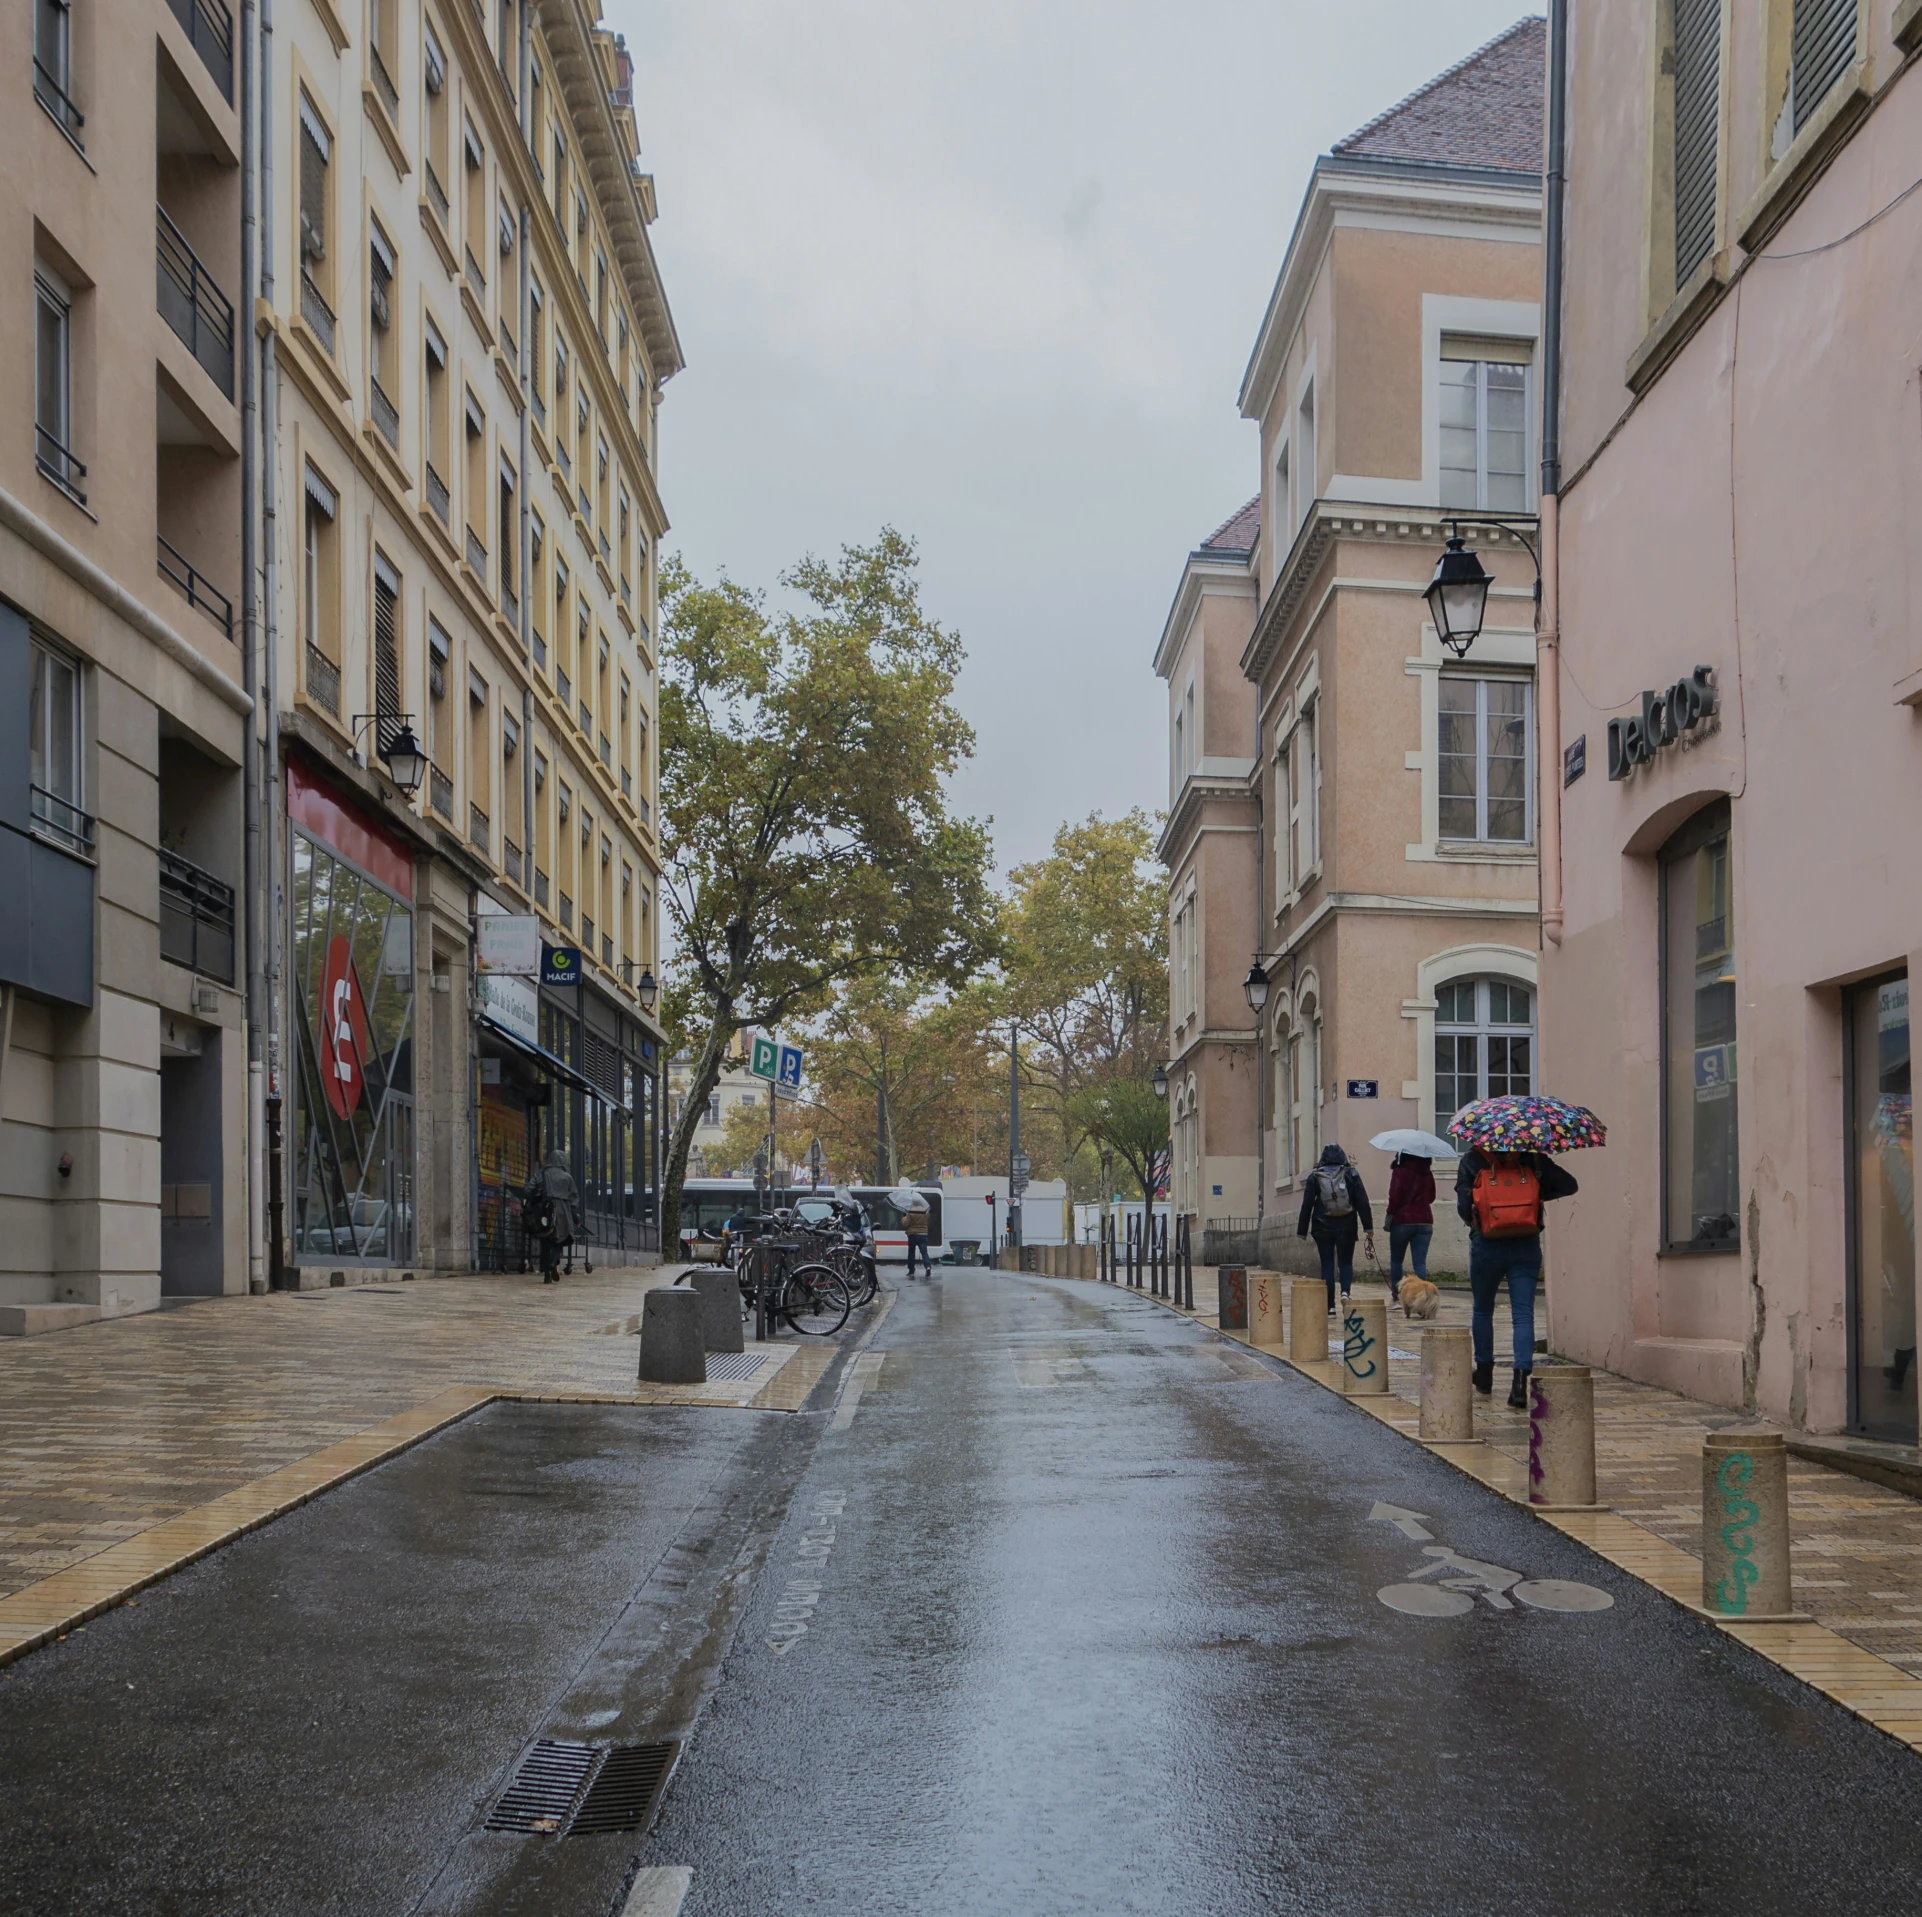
[476,1015,600,1098]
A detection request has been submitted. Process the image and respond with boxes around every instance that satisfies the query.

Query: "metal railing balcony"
[469,804,490,854]
[581,913,595,949]
[157,206,235,399]
[577,482,591,521]
[534,868,549,907]
[425,462,451,525]
[501,580,519,627]
[598,529,610,565]
[34,57,84,142]
[165,0,234,100]
[299,269,336,354]
[556,668,571,708]
[305,640,340,715]
[464,245,487,297]
[31,783,93,856]
[465,527,487,577]
[159,848,236,982]
[559,891,572,930]
[599,735,611,769]
[368,41,399,119]
[157,535,233,638]
[602,934,613,967]
[35,425,86,505]
[430,764,454,819]
[503,837,522,885]
[371,377,399,450]
[556,441,571,481]
[425,161,450,228]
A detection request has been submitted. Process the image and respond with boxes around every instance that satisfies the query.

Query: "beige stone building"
[262,0,676,1279]
[1160,22,1546,1276]
[1,0,252,1328]
[1542,0,1922,1436]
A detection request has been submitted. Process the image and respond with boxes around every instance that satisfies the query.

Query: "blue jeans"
[1469,1235,1541,1371]
[1388,1225,1431,1294]
[906,1233,932,1277]
[1316,1233,1356,1307]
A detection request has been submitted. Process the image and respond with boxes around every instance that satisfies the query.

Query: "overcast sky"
[623,1,1535,874]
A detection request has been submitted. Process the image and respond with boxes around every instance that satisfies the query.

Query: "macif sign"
[1607,665,1717,781]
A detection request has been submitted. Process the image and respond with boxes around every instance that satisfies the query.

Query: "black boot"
[1472,1362,1494,1396]
[1508,1368,1531,1410]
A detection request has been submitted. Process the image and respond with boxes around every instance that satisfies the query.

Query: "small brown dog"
[1400,1277,1442,1320]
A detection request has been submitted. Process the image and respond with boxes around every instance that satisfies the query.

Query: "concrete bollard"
[1528,1366,1598,1506]
[1419,1327,1474,1441]
[690,1269,744,1353]
[639,1287,707,1384]
[1702,1429,1795,1619]
[1248,1270,1285,1346]
[1217,1265,1249,1331]
[1340,1296,1390,1395]
[1289,1279,1327,1364]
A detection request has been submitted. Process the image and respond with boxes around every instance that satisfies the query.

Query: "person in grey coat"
[524,1149,580,1283]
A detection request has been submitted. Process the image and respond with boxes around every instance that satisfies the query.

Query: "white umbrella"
[1368,1128,1457,1158]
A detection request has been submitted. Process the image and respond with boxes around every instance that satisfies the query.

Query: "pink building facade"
[1544,1,1920,1438]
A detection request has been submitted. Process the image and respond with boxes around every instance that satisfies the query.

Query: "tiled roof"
[1333,17,1545,174]
[1201,498,1261,553]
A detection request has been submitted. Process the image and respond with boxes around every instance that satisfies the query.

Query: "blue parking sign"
[777,1044,804,1089]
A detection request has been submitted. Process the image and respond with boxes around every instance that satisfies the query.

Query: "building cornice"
[1153,548,1258,680]
[1239,500,1538,686]
[1238,155,1541,424]
[1157,776,1256,867]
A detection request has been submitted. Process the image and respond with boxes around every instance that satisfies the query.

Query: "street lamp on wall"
[635,968,658,1013]
[351,714,428,794]
[1423,536,1494,659]
[1151,1061,1168,1100]
[1242,961,1270,1014]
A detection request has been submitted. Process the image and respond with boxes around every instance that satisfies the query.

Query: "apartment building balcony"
[299,269,336,355]
[534,867,549,907]
[34,56,84,146]
[425,462,450,526]
[164,0,235,101]
[430,764,454,820]
[425,161,450,229]
[368,42,399,121]
[157,534,233,639]
[370,377,399,451]
[305,641,340,717]
[501,579,519,628]
[159,848,236,983]
[35,425,87,507]
[469,804,490,855]
[465,527,487,578]
[557,667,571,708]
[503,837,522,886]
[598,734,611,770]
[559,891,572,930]
[32,783,94,857]
[581,912,595,950]
[157,207,235,399]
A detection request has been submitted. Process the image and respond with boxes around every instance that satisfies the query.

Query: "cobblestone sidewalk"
[0,1266,820,1605]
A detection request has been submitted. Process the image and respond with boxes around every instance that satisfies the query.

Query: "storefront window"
[1661,801,1739,1251]
[290,828,415,1261]
[1849,974,1914,1441]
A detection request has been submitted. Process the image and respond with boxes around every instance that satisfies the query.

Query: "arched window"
[1435,977,1534,1128]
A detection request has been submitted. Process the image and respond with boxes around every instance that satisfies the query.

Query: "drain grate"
[569,1742,677,1834]
[702,1350,771,1383]
[485,1738,678,1837]
[484,1739,600,1833]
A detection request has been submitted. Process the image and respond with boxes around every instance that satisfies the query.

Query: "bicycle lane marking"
[765,1489,847,1656]
[829,1351,886,1431]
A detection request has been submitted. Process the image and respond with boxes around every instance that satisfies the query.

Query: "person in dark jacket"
[1454,1147,1579,1407]
[1297,1143,1375,1312]
[1384,1154,1436,1304]
[523,1150,580,1284]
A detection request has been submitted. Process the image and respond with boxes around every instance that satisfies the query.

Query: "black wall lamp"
[351,713,428,794]
[1423,517,1541,660]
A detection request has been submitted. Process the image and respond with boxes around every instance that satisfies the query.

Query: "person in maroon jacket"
[1384,1153,1436,1304]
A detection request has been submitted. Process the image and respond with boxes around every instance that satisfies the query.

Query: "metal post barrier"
[1182,1216,1195,1310]
[1289,1278,1325,1362]
[1419,1327,1474,1441]
[753,1245,769,1342]
[1340,1296,1390,1396]
[1702,1429,1795,1619]
[1528,1366,1599,1507]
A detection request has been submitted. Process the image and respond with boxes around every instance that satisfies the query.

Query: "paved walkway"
[1159,1265,1922,1673]
[0,1267,822,1611]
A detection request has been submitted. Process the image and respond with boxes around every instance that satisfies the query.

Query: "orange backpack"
[1472,1155,1541,1239]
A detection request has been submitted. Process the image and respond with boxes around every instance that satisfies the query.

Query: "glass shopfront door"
[1849,973,1915,1441]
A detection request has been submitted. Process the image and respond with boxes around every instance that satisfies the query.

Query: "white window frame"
[28,633,84,831]
[1437,674,1535,846]
[1434,976,1536,1130]
[1439,355,1532,514]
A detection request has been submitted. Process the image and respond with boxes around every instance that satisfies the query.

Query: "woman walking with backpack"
[1454,1146,1578,1406]
[1297,1143,1375,1314]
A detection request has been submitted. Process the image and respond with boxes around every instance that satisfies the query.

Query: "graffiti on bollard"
[1711,1450,1761,1615]
[1343,1306,1377,1382]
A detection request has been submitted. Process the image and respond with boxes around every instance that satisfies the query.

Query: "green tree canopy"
[658,531,995,1247]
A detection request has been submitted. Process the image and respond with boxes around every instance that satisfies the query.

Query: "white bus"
[676,1179,947,1266]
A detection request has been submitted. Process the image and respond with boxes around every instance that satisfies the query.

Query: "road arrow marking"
[1368,1501,1435,1541]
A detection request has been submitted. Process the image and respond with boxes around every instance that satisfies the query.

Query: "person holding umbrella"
[1371,1128,1454,1305]
[1448,1096,1603,1408]
[1297,1143,1375,1313]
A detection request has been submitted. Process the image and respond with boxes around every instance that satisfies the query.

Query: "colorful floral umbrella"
[1448,1095,1607,1153]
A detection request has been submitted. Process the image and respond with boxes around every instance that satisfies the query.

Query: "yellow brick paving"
[0,1267,829,1664]
[1142,1264,1922,1755]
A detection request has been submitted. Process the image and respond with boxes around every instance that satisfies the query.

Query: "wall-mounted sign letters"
[1346,1079,1380,1099]
[1563,735,1586,787]
[1607,666,1718,781]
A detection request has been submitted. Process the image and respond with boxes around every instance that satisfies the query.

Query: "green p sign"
[748,1035,778,1081]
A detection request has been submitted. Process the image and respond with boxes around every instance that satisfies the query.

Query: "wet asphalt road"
[4,1274,1922,1916]
[641,1274,1922,1916]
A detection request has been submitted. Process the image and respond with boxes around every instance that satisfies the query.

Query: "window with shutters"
[1772,0,1858,160]
[427,620,452,816]
[302,466,341,715]
[297,95,336,350]
[369,223,398,446]
[557,778,574,927]
[502,713,523,875]
[529,280,546,425]
[1290,698,1319,883]
[1273,739,1292,900]
[1671,0,1720,288]
[372,555,403,747]
[423,318,450,522]
[1438,675,1533,845]
[530,513,547,668]
[1295,383,1315,535]
[1439,342,1530,512]
[463,120,487,293]
[423,24,450,223]
[468,668,491,852]
[498,457,517,619]
[463,391,486,575]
